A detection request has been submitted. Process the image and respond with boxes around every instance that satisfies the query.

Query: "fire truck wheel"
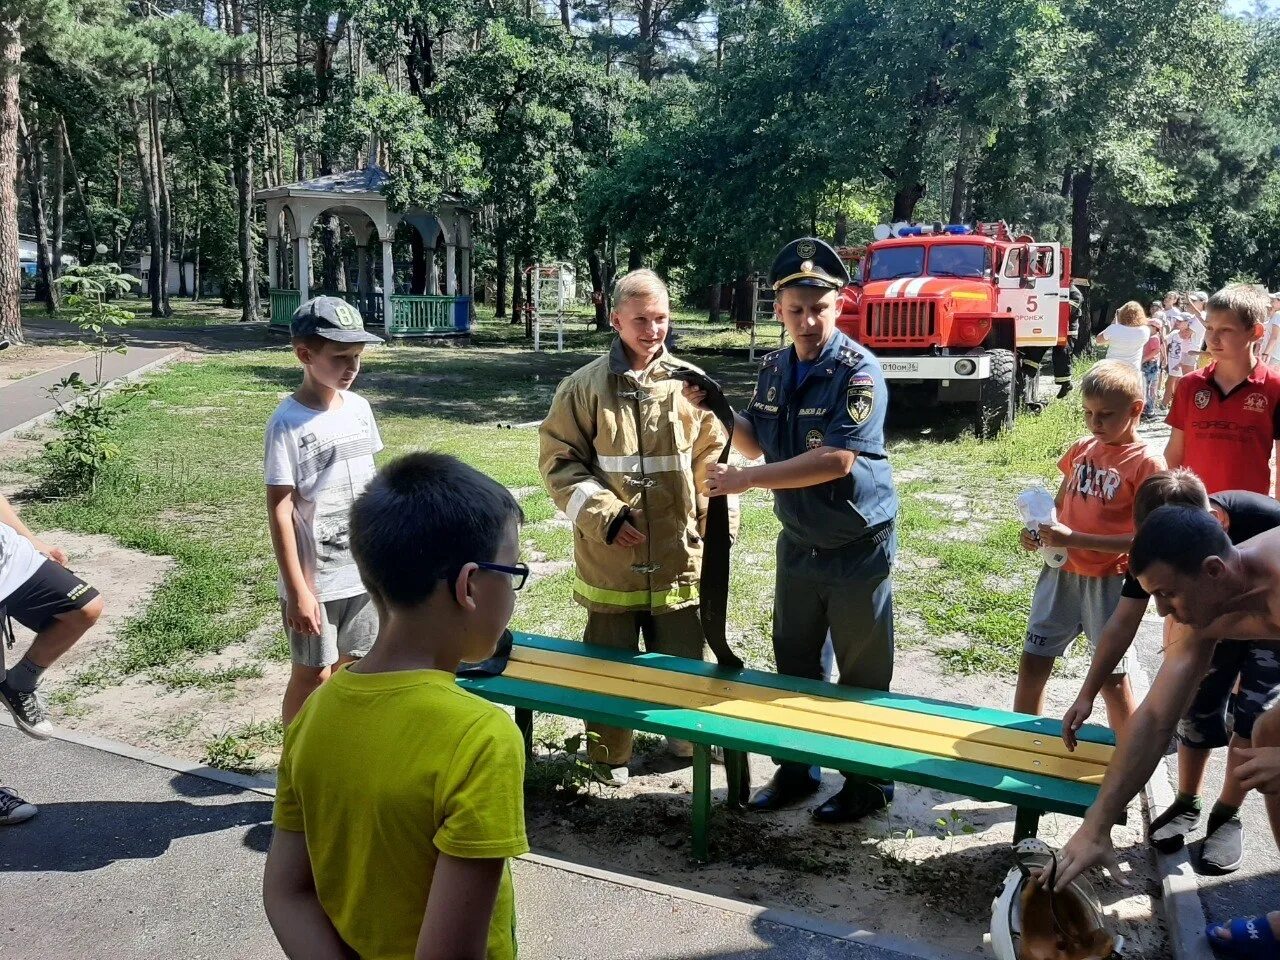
[973,348,1015,440]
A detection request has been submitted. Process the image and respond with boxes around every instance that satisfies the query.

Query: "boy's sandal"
[1206,917,1280,958]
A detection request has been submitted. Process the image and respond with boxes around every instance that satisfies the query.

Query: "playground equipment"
[527,263,575,352]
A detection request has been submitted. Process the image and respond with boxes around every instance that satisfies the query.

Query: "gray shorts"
[1024,566,1128,672]
[282,593,378,668]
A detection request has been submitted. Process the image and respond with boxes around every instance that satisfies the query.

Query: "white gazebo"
[256,165,474,338]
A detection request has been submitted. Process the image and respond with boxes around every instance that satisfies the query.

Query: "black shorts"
[1,560,99,634]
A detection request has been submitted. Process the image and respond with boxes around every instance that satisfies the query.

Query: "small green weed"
[202,719,285,773]
[155,663,265,690]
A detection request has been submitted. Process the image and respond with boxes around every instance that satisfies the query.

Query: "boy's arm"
[267,485,323,637]
[263,828,357,960]
[1164,428,1185,470]
[0,494,66,565]
[1061,596,1147,750]
[415,854,506,960]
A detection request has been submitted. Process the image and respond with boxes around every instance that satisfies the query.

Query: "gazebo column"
[381,238,395,336]
[459,247,471,296]
[267,235,279,289]
[355,243,369,315]
[426,244,438,295]
[296,233,311,302]
[445,243,457,296]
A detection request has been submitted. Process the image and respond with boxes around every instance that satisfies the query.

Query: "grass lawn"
[8,328,1086,692]
[23,297,245,330]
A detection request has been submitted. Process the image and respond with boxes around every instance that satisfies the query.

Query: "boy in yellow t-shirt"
[263,452,530,960]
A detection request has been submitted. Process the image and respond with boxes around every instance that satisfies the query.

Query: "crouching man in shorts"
[0,494,103,824]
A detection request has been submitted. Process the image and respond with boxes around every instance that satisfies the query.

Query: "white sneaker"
[0,787,37,825]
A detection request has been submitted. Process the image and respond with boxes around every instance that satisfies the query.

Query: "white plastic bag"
[1016,485,1068,568]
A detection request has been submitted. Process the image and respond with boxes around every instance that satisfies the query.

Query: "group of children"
[1017,283,1280,878]
[6,274,1280,958]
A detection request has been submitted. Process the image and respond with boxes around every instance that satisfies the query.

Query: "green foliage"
[41,266,144,496]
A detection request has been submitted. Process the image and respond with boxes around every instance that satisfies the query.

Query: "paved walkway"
[0,726,931,960]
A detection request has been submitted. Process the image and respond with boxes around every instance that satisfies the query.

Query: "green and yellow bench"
[458,632,1115,861]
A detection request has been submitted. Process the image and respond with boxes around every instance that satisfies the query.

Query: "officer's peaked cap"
[769,237,849,293]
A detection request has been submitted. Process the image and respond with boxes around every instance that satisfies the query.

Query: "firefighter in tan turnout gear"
[539,269,728,778]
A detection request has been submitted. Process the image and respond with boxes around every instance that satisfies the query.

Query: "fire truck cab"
[836,221,1072,437]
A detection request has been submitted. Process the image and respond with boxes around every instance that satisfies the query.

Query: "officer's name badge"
[798,407,827,417]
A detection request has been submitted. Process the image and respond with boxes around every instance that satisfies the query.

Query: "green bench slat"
[511,631,1115,748]
[459,672,1098,817]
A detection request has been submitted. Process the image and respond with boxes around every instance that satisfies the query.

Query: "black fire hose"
[670,369,744,672]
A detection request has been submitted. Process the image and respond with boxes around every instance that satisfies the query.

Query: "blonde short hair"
[1206,284,1269,330]
[612,269,669,312]
[1115,301,1146,327]
[1081,360,1144,405]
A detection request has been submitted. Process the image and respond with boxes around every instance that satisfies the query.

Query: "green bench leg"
[515,708,534,759]
[1013,807,1041,843]
[692,743,711,862]
[724,749,750,808]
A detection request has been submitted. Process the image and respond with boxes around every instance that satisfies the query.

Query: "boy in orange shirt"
[1014,361,1166,735]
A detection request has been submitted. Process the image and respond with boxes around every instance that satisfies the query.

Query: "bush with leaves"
[41,265,145,497]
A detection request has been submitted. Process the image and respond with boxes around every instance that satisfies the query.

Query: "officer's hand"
[614,509,647,548]
[1019,528,1041,552]
[706,463,749,496]
[682,383,709,410]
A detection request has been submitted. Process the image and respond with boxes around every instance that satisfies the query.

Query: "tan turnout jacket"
[539,339,728,614]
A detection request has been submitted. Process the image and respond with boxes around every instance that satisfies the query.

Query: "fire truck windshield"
[866,246,924,281]
[927,244,987,278]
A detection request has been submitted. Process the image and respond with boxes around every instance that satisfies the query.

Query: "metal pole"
[532,266,540,352]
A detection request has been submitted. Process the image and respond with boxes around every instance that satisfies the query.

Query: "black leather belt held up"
[668,369,744,671]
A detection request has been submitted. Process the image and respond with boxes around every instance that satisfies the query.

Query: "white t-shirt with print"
[264,392,383,602]
[1166,334,1190,372]
[1099,322,1150,372]
[1188,315,1206,351]
[0,521,47,605]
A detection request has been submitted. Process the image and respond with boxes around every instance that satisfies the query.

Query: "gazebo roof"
[256,165,467,207]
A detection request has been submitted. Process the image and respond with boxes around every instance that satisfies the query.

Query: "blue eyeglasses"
[474,562,529,590]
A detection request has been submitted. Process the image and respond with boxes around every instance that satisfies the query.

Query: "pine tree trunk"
[588,248,608,330]
[0,19,22,343]
[948,127,971,225]
[512,257,524,328]
[559,0,570,30]
[51,116,65,278]
[232,0,259,322]
[150,78,172,316]
[129,98,164,318]
[708,282,720,324]
[1071,164,1094,345]
[192,179,202,300]
[17,112,59,313]
[495,222,507,318]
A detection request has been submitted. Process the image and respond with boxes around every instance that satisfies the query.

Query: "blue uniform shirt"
[743,329,898,551]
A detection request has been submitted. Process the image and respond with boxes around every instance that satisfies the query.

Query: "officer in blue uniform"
[693,237,899,823]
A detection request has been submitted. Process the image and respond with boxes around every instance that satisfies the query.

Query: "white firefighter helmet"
[988,839,1123,960]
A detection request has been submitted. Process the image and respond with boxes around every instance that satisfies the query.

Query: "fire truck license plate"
[881,361,919,373]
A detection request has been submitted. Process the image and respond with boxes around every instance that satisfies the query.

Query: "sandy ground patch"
[0,343,88,382]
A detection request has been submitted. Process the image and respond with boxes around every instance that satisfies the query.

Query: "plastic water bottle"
[1016,485,1068,568]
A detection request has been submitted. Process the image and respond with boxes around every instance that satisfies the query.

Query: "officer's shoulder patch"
[849,372,876,388]
[846,375,875,425]
[836,345,862,367]
[761,348,784,366]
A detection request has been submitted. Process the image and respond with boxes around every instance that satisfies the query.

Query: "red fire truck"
[836,221,1074,437]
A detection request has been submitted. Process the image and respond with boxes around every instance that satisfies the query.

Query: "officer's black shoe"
[747,767,821,811]
[1057,381,1074,399]
[812,779,893,825]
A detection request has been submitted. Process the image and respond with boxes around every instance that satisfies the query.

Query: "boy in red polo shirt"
[1166,284,1280,497]
[1154,284,1280,872]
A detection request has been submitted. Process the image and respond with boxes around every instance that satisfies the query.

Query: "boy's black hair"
[350,452,524,608]
[1130,504,1231,578]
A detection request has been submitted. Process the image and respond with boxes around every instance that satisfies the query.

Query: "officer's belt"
[788,520,894,553]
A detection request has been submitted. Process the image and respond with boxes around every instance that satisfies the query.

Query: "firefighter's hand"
[681,383,709,411]
[706,463,750,497]
[1036,522,1074,548]
[614,509,647,548]
[1019,528,1041,552]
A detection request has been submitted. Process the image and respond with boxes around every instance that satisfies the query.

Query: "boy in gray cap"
[265,296,385,722]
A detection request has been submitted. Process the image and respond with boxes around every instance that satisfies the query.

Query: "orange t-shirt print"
[1056,437,1167,578]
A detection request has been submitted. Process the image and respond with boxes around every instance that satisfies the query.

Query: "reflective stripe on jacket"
[539,339,728,614]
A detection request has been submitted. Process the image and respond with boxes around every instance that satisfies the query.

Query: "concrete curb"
[1126,633,1215,960]
[7,715,966,960]
[0,348,182,444]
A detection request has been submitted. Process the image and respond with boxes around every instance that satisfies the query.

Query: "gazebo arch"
[256,165,475,338]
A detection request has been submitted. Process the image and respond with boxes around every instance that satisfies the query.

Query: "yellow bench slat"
[503,659,1104,785]
[511,645,1111,768]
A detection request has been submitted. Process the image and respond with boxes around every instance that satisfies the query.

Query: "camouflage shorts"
[1176,641,1280,748]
